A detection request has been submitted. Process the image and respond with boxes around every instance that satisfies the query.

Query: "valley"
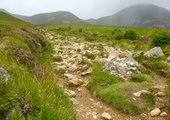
[0,10,170,120]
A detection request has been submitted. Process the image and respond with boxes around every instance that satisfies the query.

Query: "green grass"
[130,74,153,83]
[0,14,76,119]
[53,55,62,62]
[87,62,153,114]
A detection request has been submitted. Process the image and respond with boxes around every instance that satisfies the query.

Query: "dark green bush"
[112,29,124,40]
[79,28,82,32]
[124,30,137,40]
[151,29,170,48]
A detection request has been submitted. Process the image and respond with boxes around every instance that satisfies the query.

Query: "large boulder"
[103,55,140,80]
[143,47,164,58]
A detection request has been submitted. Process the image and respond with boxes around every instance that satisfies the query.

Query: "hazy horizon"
[0,0,170,19]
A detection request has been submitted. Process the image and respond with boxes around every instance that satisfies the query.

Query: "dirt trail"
[45,32,169,120]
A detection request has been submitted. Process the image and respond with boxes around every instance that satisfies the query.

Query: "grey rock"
[103,55,139,80]
[150,108,161,117]
[143,47,164,58]
[102,112,112,120]
[0,67,10,82]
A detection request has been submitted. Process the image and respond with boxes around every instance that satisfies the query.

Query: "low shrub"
[124,30,137,40]
[151,29,170,48]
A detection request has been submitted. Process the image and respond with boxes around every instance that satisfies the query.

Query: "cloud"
[0,0,170,19]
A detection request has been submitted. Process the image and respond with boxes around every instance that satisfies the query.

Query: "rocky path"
[45,31,169,120]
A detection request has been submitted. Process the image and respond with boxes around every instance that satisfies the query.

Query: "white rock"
[160,112,168,117]
[133,90,149,97]
[150,108,161,117]
[70,98,79,105]
[65,89,76,97]
[102,112,112,120]
[64,74,75,79]
[93,115,98,119]
[68,79,83,86]
[81,68,92,76]
[156,92,166,97]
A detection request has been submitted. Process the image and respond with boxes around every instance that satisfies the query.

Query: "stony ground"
[45,31,169,120]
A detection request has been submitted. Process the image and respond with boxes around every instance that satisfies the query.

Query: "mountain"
[14,11,85,24]
[86,4,170,29]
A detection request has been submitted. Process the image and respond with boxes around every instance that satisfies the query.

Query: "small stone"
[64,74,74,79]
[140,113,147,118]
[102,112,112,120]
[150,108,161,117]
[133,90,149,97]
[160,112,168,117]
[156,92,166,97]
[93,115,98,119]
[68,79,83,86]
[81,68,92,76]
[153,85,166,92]
[86,112,91,116]
[77,88,83,92]
[70,98,79,105]
[65,89,76,97]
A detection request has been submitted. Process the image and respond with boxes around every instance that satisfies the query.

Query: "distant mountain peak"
[86,4,170,29]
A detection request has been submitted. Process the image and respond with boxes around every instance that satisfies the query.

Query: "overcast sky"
[0,0,170,19]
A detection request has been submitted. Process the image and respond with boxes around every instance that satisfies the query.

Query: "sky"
[0,0,170,19]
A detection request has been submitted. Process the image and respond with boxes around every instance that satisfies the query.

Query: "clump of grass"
[87,62,154,114]
[130,74,153,83]
[55,68,65,75]
[135,55,170,71]
[84,52,96,60]
[98,83,141,114]
[53,55,62,62]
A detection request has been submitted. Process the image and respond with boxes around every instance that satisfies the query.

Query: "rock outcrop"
[103,55,140,80]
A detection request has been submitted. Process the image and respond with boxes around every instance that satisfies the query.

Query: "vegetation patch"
[87,62,153,114]
[0,15,75,119]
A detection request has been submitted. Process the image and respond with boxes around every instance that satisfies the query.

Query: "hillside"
[14,11,85,25]
[0,12,75,119]
[86,4,170,29]
[0,11,26,23]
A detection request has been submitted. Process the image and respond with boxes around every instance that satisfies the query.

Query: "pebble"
[150,108,161,117]
[102,112,112,120]
[70,98,79,105]
[156,92,166,97]
[160,112,168,117]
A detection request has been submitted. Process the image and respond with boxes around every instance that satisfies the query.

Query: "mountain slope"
[15,11,85,24]
[0,11,27,23]
[86,4,170,28]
